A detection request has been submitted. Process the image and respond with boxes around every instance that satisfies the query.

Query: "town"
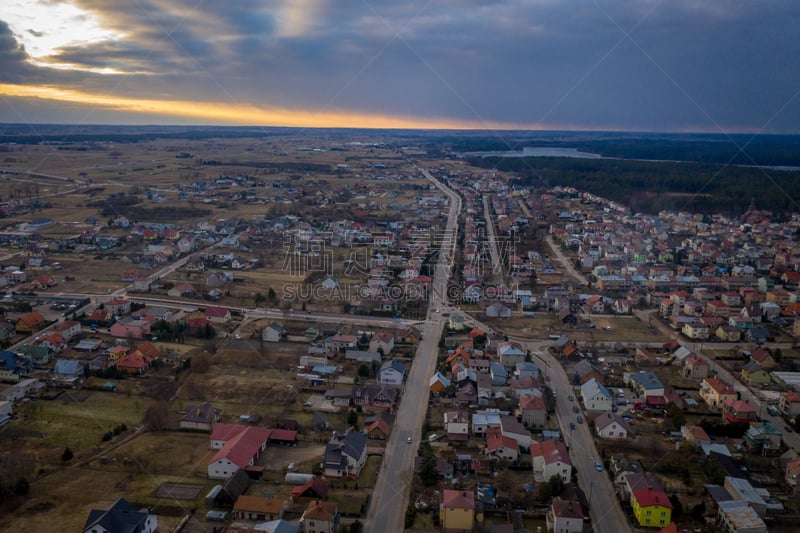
[0,132,799,533]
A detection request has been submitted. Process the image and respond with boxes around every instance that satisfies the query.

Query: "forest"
[468,155,800,217]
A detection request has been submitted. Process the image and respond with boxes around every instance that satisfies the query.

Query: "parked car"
[570,422,576,430]
[577,416,583,424]
[786,425,794,433]
[573,405,580,413]
[407,436,413,443]
[594,460,603,472]
[428,434,439,442]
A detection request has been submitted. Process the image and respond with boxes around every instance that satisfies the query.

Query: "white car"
[407,436,412,444]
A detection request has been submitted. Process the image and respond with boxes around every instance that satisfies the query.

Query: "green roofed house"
[744,421,782,453]
[17,344,52,366]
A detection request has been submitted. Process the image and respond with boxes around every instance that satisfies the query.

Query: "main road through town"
[364,166,460,531]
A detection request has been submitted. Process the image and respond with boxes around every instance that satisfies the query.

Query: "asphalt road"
[525,344,632,533]
[365,166,461,531]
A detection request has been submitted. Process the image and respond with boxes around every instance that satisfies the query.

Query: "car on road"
[407,436,413,444]
[573,405,580,413]
[786,425,794,433]
[568,395,573,401]
[594,460,603,472]
[570,422,576,430]
[577,416,583,424]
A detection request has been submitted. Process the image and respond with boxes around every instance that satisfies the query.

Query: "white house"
[531,439,572,483]
[262,322,285,343]
[378,359,406,387]
[323,429,368,479]
[369,330,395,355]
[207,426,271,479]
[485,426,519,461]
[580,378,613,412]
[500,415,532,451]
[547,499,584,533]
[595,412,632,439]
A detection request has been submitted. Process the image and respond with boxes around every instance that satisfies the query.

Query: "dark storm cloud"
[1,0,799,131]
[0,20,31,82]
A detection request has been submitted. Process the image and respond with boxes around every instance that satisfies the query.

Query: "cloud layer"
[1,0,798,131]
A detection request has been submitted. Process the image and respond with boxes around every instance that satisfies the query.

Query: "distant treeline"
[443,133,800,167]
[468,155,800,216]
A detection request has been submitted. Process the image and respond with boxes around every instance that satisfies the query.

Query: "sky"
[0,0,798,132]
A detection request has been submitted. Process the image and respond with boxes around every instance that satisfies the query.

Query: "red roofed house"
[291,477,328,502]
[531,439,572,483]
[31,275,57,289]
[136,341,160,360]
[632,484,672,528]
[36,332,68,353]
[16,311,46,334]
[440,489,475,533]
[116,350,152,375]
[786,457,800,496]
[681,424,712,446]
[485,426,519,461]
[368,330,395,355]
[722,399,758,424]
[207,426,271,479]
[699,377,737,408]
[518,394,547,429]
[90,308,113,323]
[300,500,339,533]
[779,391,800,418]
[204,306,231,324]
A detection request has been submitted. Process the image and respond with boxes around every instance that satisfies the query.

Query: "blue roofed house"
[82,498,158,533]
[496,341,527,368]
[180,402,221,432]
[580,378,613,412]
[379,359,406,387]
[323,429,368,479]
[53,359,85,388]
[490,362,508,386]
[624,371,665,398]
[0,350,33,383]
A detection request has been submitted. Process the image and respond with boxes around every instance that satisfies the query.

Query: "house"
[115,351,152,375]
[180,402,220,431]
[364,411,394,440]
[496,341,526,368]
[749,348,776,370]
[624,371,665,398]
[580,378,613,412]
[717,500,767,533]
[207,426,271,479]
[82,498,158,533]
[0,350,27,382]
[204,306,231,324]
[683,356,709,379]
[449,313,466,330]
[700,377,737,408]
[291,477,328,502]
[595,412,633,439]
[440,490,475,533]
[743,421,782,453]
[779,391,800,417]
[485,426,519,461]
[331,334,358,350]
[53,359,84,387]
[323,429,367,479]
[104,299,132,316]
[262,322,286,343]
[445,410,470,442]
[1,378,42,402]
[206,469,250,507]
[300,500,339,533]
[369,330,395,355]
[485,301,512,318]
[167,283,195,297]
[378,359,405,386]
[786,457,800,496]
[531,439,572,483]
[547,499,584,533]
[109,317,151,339]
[17,344,52,366]
[54,320,82,340]
[500,414,532,451]
[16,311,46,333]
[518,394,547,429]
[429,372,451,394]
[740,361,770,386]
[632,484,672,528]
[232,495,285,522]
[681,424,712,446]
[36,332,68,353]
